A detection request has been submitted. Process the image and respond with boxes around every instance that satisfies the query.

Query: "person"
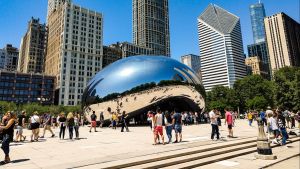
[269,113,280,144]
[74,112,80,139]
[89,111,97,132]
[283,110,291,128]
[99,112,104,128]
[216,111,221,126]
[224,109,233,138]
[172,109,182,143]
[120,111,129,132]
[164,111,173,143]
[147,111,154,130]
[112,112,118,130]
[67,112,75,140]
[0,111,16,163]
[277,111,288,146]
[290,111,295,128]
[15,111,26,142]
[209,109,219,141]
[297,111,300,130]
[52,115,57,129]
[153,108,165,145]
[259,110,267,126]
[58,112,67,139]
[30,111,40,142]
[41,113,55,138]
[248,111,253,126]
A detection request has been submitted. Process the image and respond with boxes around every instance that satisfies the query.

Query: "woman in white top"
[269,113,280,144]
[30,111,40,142]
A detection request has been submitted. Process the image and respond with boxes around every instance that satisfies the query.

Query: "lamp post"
[254,118,277,160]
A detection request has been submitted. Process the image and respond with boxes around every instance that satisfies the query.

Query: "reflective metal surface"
[82,55,205,122]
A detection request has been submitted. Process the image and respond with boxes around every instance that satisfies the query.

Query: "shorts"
[174,124,182,133]
[91,121,96,127]
[228,124,232,129]
[155,126,163,135]
[31,123,40,130]
[16,126,23,134]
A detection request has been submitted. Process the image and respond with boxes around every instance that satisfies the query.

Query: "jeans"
[121,122,129,132]
[280,127,288,145]
[1,134,10,156]
[69,126,74,139]
[165,125,172,143]
[211,124,220,140]
[249,119,253,126]
[59,126,66,139]
[74,125,79,138]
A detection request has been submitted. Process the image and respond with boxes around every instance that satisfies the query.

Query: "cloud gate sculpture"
[82,55,205,123]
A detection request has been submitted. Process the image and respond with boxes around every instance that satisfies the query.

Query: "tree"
[245,96,268,110]
[234,75,275,112]
[273,66,300,111]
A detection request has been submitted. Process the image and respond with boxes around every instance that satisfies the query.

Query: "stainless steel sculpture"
[82,55,205,122]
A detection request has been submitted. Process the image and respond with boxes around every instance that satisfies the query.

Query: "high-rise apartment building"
[18,17,47,73]
[264,13,300,74]
[181,54,201,78]
[47,0,71,21]
[0,44,19,72]
[250,2,266,43]
[245,56,269,79]
[198,4,246,91]
[46,2,103,105]
[102,44,122,68]
[133,0,170,56]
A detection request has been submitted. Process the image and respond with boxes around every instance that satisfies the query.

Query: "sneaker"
[173,140,178,143]
[51,134,55,138]
[40,136,44,138]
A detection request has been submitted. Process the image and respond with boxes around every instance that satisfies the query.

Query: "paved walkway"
[0,119,299,169]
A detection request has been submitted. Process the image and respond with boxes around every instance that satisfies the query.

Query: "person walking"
[58,112,67,139]
[164,111,173,143]
[30,111,40,142]
[15,111,26,142]
[172,109,183,143]
[248,111,253,126]
[41,113,55,138]
[112,112,118,130]
[209,109,220,141]
[0,112,16,163]
[89,111,97,132]
[74,112,80,139]
[67,112,75,140]
[224,109,234,138]
[120,111,129,132]
[153,108,165,145]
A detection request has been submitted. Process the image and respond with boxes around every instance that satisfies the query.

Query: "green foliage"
[0,101,17,113]
[273,67,300,111]
[245,96,268,110]
[206,86,238,111]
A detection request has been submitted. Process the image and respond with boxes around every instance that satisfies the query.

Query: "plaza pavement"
[1,119,299,169]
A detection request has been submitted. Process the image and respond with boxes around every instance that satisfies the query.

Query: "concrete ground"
[0,119,299,169]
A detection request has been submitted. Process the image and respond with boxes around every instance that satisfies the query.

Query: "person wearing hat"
[0,111,17,163]
[16,111,26,142]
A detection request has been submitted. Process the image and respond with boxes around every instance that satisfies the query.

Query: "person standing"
[99,112,104,128]
[248,111,253,126]
[58,112,67,139]
[112,112,118,130]
[120,111,129,132]
[259,110,267,126]
[15,111,26,142]
[74,113,80,139]
[89,111,97,132]
[224,109,233,138]
[164,111,173,143]
[30,111,40,142]
[269,113,280,144]
[67,112,75,140]
[153,108,165,145]
[172,109,182,143]
[277,111,288,146]
[209,109,220,141]
[41,113,55,138]
[0,112,16,163]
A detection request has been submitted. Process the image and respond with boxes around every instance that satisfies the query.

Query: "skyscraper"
[198,4,246,91]
[0,44,19,72]
[133,0,170,56]
[181,54,201,78]
[18,17,47,73]
[250,1,266,43]
[47,0,71,21]
[264,13,300,74]
[46,2,103,105]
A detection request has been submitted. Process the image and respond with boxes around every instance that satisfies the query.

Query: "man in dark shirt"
[16,111,26,142]
[89,111,98,132]
[172,108,182,143]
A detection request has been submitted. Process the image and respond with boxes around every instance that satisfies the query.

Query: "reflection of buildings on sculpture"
[181,54,202,81]
[82,55,205,122]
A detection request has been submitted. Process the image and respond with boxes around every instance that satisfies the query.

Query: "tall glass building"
[250,2,266,43]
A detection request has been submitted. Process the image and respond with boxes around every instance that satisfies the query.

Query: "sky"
[0,0,299,61]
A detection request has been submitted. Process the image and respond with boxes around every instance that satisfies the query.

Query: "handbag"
[28,124,32,130]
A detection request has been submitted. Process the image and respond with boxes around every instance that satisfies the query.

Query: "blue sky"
[0,0,299,61]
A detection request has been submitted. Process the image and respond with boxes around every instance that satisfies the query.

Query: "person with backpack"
[89,111,97,132]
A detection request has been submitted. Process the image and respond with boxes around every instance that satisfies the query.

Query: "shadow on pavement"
[0,158,30,165]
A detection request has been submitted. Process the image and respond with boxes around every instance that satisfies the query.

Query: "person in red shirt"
[225,108,234,138]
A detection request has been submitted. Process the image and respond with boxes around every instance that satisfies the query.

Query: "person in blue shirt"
[259,110,266,126]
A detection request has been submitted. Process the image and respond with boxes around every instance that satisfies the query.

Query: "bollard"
[254,118,277,160]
